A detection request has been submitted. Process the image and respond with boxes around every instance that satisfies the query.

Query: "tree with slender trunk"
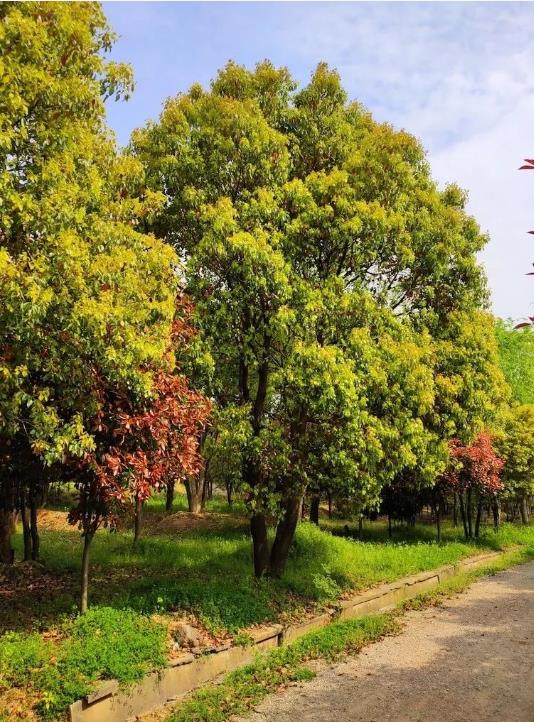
[309,496,320,525]
[442,433,503,540]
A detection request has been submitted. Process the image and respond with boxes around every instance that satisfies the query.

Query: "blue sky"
[103,1,534,320]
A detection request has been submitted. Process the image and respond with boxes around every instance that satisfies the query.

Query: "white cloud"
[277,2,534,318]
[431,96,534,321]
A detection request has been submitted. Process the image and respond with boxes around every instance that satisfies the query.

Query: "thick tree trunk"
[0,510,15,564]
[80,532,94,615]
[520,494,529,525]
[251,512,269,577]
[165,480,175,513]
[269,494,302,578]
[492,498,501,531]
[133,493,142,546]
[309,495,320,525]
[474,499,483,539]
[185,476,203,513]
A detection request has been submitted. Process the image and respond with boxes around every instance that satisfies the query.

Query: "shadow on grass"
[3,518,532,636]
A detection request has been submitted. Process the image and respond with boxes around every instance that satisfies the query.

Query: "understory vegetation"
[3,509,534,720]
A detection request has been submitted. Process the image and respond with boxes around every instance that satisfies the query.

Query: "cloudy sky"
[103,1,534,321]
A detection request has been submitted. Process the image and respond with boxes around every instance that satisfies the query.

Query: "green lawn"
[3,511,534,721]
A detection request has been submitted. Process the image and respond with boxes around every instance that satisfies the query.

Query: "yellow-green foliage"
[496,404,534,501]
[134,59,503,518]
[0,3,178,462]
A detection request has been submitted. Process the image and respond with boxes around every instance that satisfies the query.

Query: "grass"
[8,519,505,635]
[164,544,534,722]
[4,508,534,721]
[0,607,166,721]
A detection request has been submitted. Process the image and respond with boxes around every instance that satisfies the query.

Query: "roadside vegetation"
[3,4,534,722]
[3,506,534,720]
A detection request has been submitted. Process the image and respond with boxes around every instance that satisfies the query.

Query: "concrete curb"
[69,550,503,722]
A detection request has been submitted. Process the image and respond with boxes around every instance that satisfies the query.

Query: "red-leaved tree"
[442,432,503,540]
[68,313,211,613]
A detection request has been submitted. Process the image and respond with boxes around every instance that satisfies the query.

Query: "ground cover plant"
[3,510,534,721]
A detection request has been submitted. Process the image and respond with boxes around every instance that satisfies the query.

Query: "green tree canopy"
[133,60,503,576]
[0,3,181,562]
[496,404,534,523]
[495,318,534,405]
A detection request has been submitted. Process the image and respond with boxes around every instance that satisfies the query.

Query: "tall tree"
[495,318,534,405]
[0,3,181,562]
[133,61,500,576]
[496,405,534,524]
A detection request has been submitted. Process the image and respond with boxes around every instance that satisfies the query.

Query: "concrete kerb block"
[281,612,333,644]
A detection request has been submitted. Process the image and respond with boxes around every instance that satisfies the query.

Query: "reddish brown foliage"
[68,297,211,536]
[443,432,503,495]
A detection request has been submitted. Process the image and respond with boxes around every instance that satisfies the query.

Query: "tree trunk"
[29,496,39,561]
[251,512,269,578]
[80,532,94,615]
[474,499,483,539]
[133,493,142,545]
[452,493,458,527]
[226,481,233,507]
[466,488,473,539]
[165,480,175,513]
[327,491,333,519]
[269,494,302,578]
[435,503,441,543]
[459,493,469,540]
[185,476,203,513]
[520,494,529,525]
[492,498,501,531]
[358,515,363,540]
[309,495,320,525]
[21,498,32,562]
[201,461,211,506]
[0,510,15,564]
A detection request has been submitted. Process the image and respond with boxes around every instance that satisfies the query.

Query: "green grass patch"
[10,520,534,637]
[5,515,534,720]
[0,608,166,720]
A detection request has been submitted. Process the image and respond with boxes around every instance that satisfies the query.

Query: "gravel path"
[242,562,534,722]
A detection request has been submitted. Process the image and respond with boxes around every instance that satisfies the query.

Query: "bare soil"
[242,561,534,722]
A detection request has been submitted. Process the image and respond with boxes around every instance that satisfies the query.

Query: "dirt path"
[242,562,534,722]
